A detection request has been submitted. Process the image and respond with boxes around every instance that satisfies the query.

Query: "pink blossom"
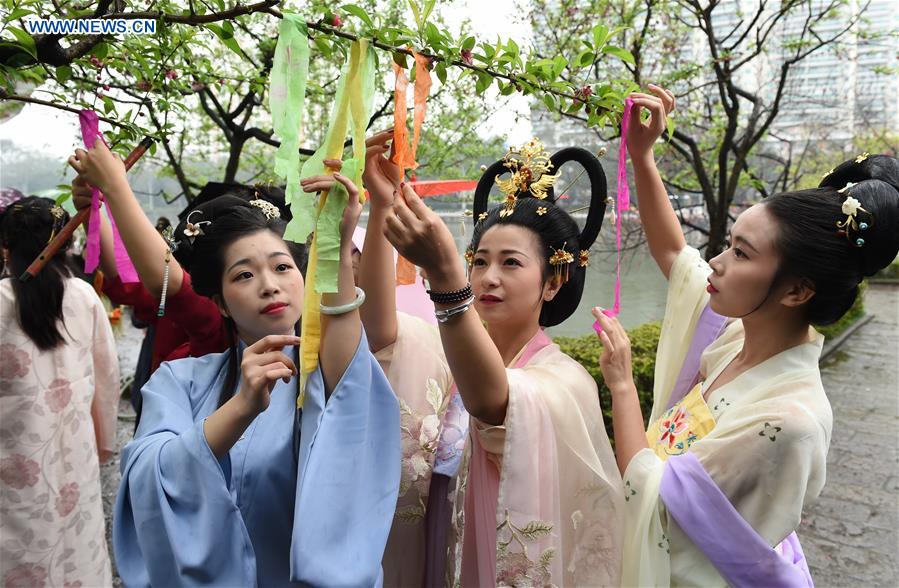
[460,49,473,66]
[45,378,72,413]
[165,69,178,80]
[55,482,80,517]
[136,80,152,92]
[0,454,40,489]
[3,563,48,588]
[330,14,343,28]
[0,344,30,379]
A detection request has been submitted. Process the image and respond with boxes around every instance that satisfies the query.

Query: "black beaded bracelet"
[426,283,473,304]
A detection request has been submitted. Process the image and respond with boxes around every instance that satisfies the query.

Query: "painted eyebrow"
[733,235,759,254]
[227,251,292,273]
[474,248,531,258]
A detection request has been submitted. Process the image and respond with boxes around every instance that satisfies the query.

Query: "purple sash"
[666,304,728,410]
[658,304,813,587]
[661,453,813,587]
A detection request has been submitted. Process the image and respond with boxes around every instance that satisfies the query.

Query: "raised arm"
[300,173,365,393]
[72,175,118,280]
[357,129,402,351]
[69,139,185,297]
[384,185,510,426]
[627,85,685,279]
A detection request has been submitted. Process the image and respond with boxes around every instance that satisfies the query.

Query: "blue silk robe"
[113,333,401,586]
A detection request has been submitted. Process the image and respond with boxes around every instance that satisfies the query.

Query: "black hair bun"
[172,195,255,271]
[820,154,899,277]
[473,146,607,251]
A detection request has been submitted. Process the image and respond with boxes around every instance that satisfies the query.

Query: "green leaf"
[56,65,72,84]
[5,26,36,58]
[102,96,115,114]
[475,71,492,94]
[592,24,609,48]
[603,46,635,66]
[315,36,333,57]
[422,0,437,24]
[407,0,421,29]
[505,38,519,57]
[542,93,556,111]
[461,35,475,51]
[392,51,408,69]
[7,8,32,20]
[435,62,447,84]
[92,42,109,60]
[577,49,595,67]
[342,4,374,28]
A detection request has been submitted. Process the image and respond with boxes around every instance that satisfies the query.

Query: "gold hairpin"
[493,138,560,217]
[579,250,590,268]
[549,246,575,283]
[464,248,474,268]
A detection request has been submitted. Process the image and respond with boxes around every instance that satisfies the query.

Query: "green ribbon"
[270,13,310,243]
[298,40,376,293]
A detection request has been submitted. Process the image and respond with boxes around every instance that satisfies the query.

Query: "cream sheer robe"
[377,312,624,586]
[622,247,833,587]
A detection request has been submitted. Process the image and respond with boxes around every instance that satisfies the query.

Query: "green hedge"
[817,281,867,340]
[555,322,661,443]
[555,285,867,444]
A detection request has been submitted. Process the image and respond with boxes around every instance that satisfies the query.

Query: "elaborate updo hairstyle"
[1,196,73,350]
[173,195,308,406]
[471,145,608,327]
[763,154,899,325]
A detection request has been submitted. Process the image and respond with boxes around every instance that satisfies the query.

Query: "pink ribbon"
[79,110,139,283]
[593,97,634,335]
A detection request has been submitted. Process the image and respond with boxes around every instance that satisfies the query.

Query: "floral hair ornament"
[579,249,590,268]
[182,209,212,243]
[549,245,575,284]
[855,152,869,164]
[464,247,475,269]
[249,198,280,220]
[46,205,65,243]
[494,138,561,218]
[835,190,874,248]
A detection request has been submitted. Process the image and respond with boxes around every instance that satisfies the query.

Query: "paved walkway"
[800,283,899,586]
[99,286,898,585]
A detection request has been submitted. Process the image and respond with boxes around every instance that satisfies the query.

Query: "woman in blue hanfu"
[72,144,400,587]
[594,85,899,587]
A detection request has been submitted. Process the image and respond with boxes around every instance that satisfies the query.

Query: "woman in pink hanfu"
[360,132,624,587]
[0,197,120,586]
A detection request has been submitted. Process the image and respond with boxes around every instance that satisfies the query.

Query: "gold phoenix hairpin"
[494,138,560,218]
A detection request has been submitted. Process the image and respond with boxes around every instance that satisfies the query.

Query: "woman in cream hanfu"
[360,133,624,587]
[594,84,899,586]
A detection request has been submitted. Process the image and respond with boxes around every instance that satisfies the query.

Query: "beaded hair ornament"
[827,153,874,248]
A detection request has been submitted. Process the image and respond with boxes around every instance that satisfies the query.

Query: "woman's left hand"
[300,172,363,252]
[592,307,635,395]
[383,183,462,284]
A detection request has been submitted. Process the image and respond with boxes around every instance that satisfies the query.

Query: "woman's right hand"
[67,138,127,196]
[362,128,402,209]
[71,174,94,211]
[625,84,676,161]
[237,335,300,417]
